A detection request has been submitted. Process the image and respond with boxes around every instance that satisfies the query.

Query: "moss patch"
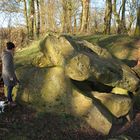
[78,34,139,66]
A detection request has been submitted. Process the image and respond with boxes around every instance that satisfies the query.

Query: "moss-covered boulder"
[65,53,90,81]
[76,40,139,92]
[77,40,113,59]
[38,34,139,92]
[92,92,132,118]
[111,87,128,95]
[39,35,75,66]
[15,34,140,135]
[116,64,139,92]
[69,86,93,116]
[16,66,70,113]
[85,102,113,135]
[68,86,113,135]
[132,65,140,78]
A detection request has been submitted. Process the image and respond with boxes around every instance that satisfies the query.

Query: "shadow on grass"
[0,105,107,140]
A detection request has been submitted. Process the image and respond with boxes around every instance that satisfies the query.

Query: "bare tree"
[73,14,77,33]
[23,0,29,37]
[120,0,127,33]
[127,0,136,34]
[29,0,35,39]
[134,0,140,36]
[61,0,73,33]
[112,0,127,34]
[104,0,112,34]
[80,0,90,33]
[36,0,40,38]
[0,0,20,13]
[67,1,73,33]
[46,0,57,32]
[40,0,47,34]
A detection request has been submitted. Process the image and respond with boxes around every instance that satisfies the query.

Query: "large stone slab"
[77,40,139,92]
[69,86,93,116]
[116,64,139,92]
[39,35,75,66]
[92,92,132,118]
[65,53,90,81]
[69,87,113,135]
[85,102,113,135]
[132,65,140,78]
[16,66,70,113]
[38,34,139,92]
[111,87,128,95]
[77,40,112,59]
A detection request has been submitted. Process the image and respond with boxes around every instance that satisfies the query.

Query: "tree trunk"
[79,2,83,31]
[23,0,29,38]
[134,7,140,36]
[61,0,67,33]
[36,0,40,38]
[47,0,56,32]
[29,0,35,39]
[34,7,37,37]
[119,0,127,34]
[128,15,135,33]
[112,0,121,34]
[40,0,46,34]
[113,0,127,34]
[61,0,72,33]
[74,14,77,33]
[80,0,90,33]
[104,0,112,34]
[67,1,72,33]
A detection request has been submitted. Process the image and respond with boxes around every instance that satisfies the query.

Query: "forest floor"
[0,103,140,140]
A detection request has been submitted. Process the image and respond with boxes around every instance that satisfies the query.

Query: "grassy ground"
[1,101,140,140]
[78,34,140,67]
[0,104,106,140]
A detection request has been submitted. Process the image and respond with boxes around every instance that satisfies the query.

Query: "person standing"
[1,42,19,106]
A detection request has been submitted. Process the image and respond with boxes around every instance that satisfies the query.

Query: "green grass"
[78,34,134,48]
[78,34,139,67]
[15,41,41,68]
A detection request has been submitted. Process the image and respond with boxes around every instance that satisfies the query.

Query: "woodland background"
[0,0,140,49]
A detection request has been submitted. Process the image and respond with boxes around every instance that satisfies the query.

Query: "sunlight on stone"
[92,92,132,118]
[114,48,130,59]
[47,42,64,66]
[41,67,67,104]
[85,104,112,135]
[58,36,74,58]
[65,54,90,81]
[21,88,33,103]
[112,87,128,95]
[71,88,93,116]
